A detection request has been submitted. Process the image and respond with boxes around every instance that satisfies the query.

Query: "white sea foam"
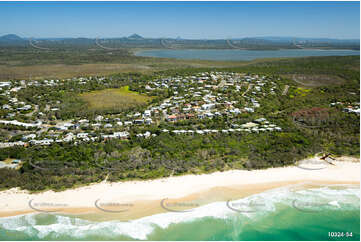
[0,184,359,240]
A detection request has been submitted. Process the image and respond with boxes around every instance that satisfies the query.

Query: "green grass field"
[79,86,152,112]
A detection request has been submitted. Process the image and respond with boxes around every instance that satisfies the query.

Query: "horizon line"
[1,33,360,41]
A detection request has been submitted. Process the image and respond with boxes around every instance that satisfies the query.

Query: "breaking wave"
[0,184,359,240]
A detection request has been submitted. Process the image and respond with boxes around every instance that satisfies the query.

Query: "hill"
[0,34,358,50]
[128,33,144,40]
[0,34,23,40]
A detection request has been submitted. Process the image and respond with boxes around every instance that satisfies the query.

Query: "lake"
[135,49,360,61]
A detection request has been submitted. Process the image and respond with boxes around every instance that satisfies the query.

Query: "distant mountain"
[0,33,358,50]
[128,34,143,40]
[0,34,23,41]
[0,34,27,46]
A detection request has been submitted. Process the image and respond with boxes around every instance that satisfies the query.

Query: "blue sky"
[0,1,359,39]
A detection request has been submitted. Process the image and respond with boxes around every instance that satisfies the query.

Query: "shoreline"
[133,48,360,54]
[0,156,359,219]
[133,48,360,60]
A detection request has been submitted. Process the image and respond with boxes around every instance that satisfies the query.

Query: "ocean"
[134,49,360,61]
[0,184,359,241]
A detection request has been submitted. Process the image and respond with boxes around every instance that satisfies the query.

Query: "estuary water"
[135,49,360,61]
[0,184,359,241]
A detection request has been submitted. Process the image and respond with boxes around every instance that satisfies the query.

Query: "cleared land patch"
[285,74,345,87]
[80,86,152,112]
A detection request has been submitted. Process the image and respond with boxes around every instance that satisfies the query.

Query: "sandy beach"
[0,156,359,219]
